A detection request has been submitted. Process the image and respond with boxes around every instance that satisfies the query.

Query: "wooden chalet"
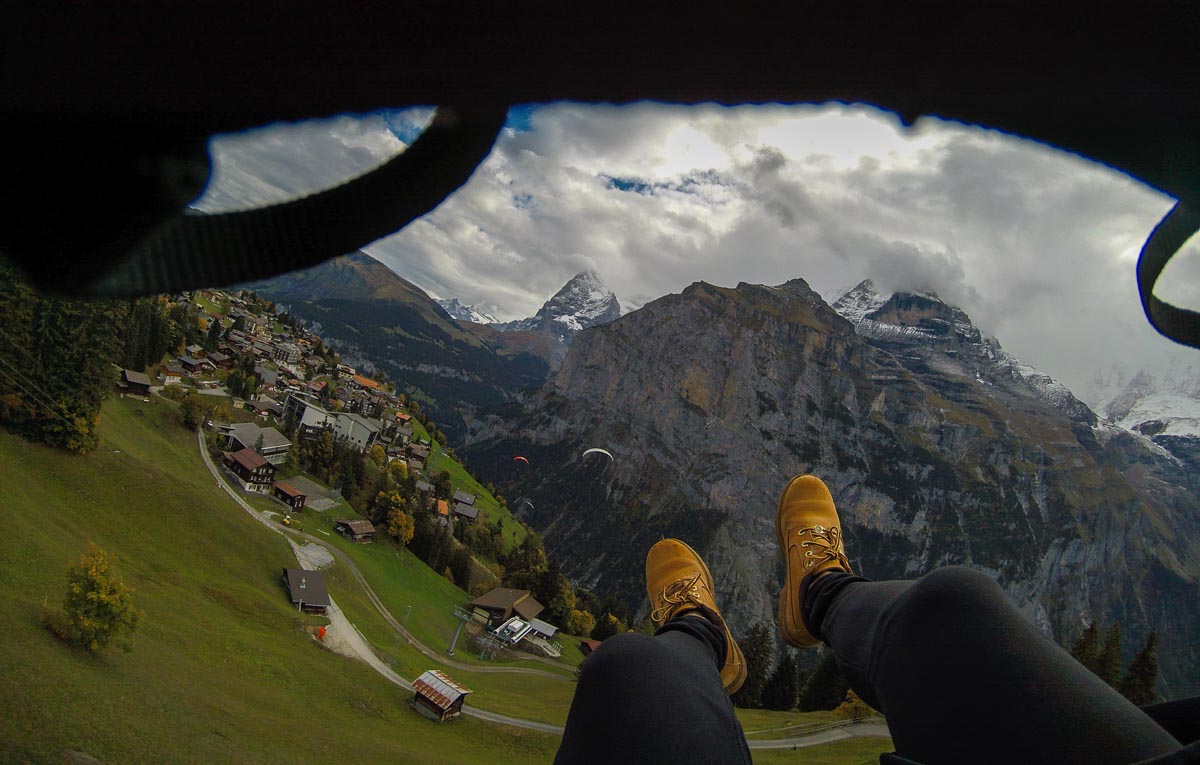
[466,587,544,629]
[580,639,602,656]
[452,502,480,524]
[177,355,213,374]
[452,490,476,506]
[207,350,232,369]
[436,499,450,527]
[223,447,276,493]
[273,481,306,510]
[119,369,152,397]
[159,364,184,385]
[281,568,330,614]
[334,518,376,543]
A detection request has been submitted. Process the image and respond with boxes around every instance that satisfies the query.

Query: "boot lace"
[796,524,849,572]
[650,572,707,624]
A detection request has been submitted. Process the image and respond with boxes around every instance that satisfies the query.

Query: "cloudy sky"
[195,102,1200,401]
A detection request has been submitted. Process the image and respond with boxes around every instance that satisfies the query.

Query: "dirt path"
[196,430,572,684]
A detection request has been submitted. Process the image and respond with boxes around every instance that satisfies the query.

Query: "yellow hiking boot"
[776,474,852,647]
[646,538,747,694]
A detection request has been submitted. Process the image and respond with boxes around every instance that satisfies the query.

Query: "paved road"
[196,430,893,748]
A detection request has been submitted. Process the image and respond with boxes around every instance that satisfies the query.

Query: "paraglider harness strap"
[1137,203,1200,349]
[88,105,508,298]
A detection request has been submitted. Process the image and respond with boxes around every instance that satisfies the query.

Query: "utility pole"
[446,619,465,656]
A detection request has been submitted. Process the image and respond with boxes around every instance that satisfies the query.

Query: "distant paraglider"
[582,447,614,463]
[513,455,530,465]
[514,497,535,514]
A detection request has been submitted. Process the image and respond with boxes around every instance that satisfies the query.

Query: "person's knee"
[904,565,1007,622]
[579,633,659,682]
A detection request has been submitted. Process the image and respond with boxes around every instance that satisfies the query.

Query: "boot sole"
[673,538,748,694]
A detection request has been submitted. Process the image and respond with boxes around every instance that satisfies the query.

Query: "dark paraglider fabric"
[2,4,1199,341]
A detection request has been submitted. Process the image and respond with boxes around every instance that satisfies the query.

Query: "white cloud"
[196,102,1200,396]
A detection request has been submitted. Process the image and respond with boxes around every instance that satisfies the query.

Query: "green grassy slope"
[0,397,558,764]
[0,395,889,764]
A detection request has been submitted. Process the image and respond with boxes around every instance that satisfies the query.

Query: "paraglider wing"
[582,447,614,463]
[513,455,529,465]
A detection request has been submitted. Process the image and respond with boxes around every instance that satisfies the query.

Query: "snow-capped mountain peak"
[500,270,621,336]
[831,279,888,324]
[494,270,622,368]
[436,297,499,325]
[832,278,1095,424]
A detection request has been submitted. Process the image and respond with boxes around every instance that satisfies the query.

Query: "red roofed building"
[411,670,471,721]
[222,447,276,493]
[273,481,306,509]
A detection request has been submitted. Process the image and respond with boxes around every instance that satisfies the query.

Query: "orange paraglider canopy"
[513,456,529,465]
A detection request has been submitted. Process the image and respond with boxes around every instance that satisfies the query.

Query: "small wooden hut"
[411,670,472,722]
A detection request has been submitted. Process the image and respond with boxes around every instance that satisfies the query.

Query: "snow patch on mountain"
[1086,359,1200,439]
[436,298,500,325]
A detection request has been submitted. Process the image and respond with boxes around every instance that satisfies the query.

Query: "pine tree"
[732,622,774,708]
[1070,622,1102,674]
[798,653,849,711]
[1098,624,1122,687]
[761,650,801,711]
[205,317,223,350]
[1119,631,1159,706]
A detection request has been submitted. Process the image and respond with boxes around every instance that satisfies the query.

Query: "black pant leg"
[813,566,1182,765]
[554,621,751,765]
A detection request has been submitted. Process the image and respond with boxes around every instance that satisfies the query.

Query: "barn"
[411,670,472,722]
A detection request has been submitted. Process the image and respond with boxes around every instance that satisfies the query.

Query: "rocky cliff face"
[463,277,1200,696]
[494,270,621,368]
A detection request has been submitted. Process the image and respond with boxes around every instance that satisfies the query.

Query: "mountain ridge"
[241,252,549,439]
[462,275,1200,696]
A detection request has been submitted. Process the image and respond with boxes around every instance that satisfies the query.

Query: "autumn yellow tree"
[833,689,875,720]
[368,444,388,468]
[51,543,143,653]
[569,609,596,636]
[387,506,415,546]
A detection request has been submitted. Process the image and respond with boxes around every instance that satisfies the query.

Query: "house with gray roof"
[282,568,329,614]
[220,422,291,464]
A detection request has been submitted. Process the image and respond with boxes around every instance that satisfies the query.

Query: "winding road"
[196,429,892,749]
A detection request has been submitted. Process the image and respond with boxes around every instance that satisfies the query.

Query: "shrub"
[49,543,143,653]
